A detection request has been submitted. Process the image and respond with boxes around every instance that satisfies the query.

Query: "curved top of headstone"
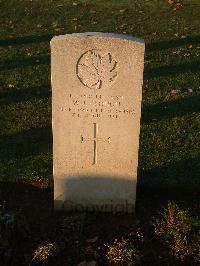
[51,32,144,44]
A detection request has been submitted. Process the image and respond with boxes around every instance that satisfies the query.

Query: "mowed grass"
[0,0,200,189]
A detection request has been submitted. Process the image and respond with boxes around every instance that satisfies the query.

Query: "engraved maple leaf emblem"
[77,50,118,89]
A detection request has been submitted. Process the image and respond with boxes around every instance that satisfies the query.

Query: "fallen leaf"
[52,22,58,28]
[8,84,14,88]
[167,0,174,4]
[173,3,183,10]
[78,261,97,266]
[85,236,98,243]
[171,89,180,94]
[174,139,181,144]
[84,244,96,252]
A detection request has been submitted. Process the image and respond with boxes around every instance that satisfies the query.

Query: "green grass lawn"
[0,1,200,264]
[0,0,199,189]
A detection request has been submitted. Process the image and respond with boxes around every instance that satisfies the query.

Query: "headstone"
[51,32,145,214]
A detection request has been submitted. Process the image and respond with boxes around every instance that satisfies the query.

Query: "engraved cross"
[81,123,111,165]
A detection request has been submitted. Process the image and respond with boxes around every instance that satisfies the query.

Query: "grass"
[0,0,200,187]
[153,201,200,262]
[0,0,199,265]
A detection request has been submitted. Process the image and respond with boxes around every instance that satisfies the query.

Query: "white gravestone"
[51,32,145,213]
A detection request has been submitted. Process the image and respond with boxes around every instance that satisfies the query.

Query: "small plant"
[0,212,29,239]
[105,238,140,265]
[31,242,58,264]
[0,206,30,263]
[153,201,200,262]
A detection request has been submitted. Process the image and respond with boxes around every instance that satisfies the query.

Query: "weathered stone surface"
[51,32,145,213]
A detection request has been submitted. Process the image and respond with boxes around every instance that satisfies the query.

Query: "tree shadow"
[0,55,50,71]
[0,34,199,50]
[146,35,200,51]
[0,181,53,265]
[0,84,51,106]
[142,95,200,123]
[0,166,197,265]
[0,34,52,47]
[0,34,199,82]
[0,126,52,161]
[138,156,200,189]
[144,60,200,79]
[0,181,52,214]
[136,156,200,222]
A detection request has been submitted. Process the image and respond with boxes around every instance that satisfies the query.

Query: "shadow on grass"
[146,35,200,51]
[0,84,51,106]
[0,34,199,50]
[0,155,199,213]
[0,55,50,71]
[0,126,52,161]
[0,155,199,217]
[0,179,197,266]
[1,86,199,126]
[138,156,200,190]
[0,34,53,47]
[0,34,199,81]
[0,181,53,265]
[0,54,199,80]
[136,156,200,221]
[0,181,52,212]
[144,60,200,79]
[142,95,200,123]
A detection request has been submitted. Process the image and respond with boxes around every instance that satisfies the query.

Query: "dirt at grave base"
[0,181,199,266]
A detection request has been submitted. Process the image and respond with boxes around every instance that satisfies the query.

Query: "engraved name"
[58,93,136,119]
